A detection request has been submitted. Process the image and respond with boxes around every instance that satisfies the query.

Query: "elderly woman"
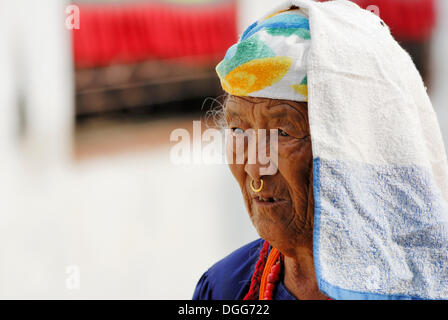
[193,0,448,300]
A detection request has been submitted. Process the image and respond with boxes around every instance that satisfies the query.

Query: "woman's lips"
[252,193,288,206]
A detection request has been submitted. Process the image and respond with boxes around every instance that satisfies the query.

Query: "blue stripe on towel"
[313,157,448,300]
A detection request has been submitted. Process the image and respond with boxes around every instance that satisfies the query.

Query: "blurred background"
[0,0,446,299]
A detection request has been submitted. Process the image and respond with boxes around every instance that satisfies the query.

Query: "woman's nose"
[244,162,263,181]
[243,130,277,180]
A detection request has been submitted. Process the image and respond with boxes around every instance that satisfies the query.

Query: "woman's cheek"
[277,140,312,186]
[276,140,303,167]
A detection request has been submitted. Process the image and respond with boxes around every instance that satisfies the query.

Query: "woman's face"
[225,95,314,254]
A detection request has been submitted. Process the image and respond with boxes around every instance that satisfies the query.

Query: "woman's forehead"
[225,95,308,117]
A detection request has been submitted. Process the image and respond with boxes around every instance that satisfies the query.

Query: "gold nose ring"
[250,179,264,193]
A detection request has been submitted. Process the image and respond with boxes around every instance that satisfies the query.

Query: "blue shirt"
[193,239,297,300]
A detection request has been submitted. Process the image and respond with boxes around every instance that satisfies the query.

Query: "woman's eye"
[278,129,289,137]
[232,127,244,135]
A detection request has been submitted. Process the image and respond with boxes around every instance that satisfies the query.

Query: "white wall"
[0,0,74,165]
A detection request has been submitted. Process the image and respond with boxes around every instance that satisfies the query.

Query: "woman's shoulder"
[193,238,264,300]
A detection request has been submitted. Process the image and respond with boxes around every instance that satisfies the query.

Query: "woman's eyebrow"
[226,108,241,118]
[267,104,307,119]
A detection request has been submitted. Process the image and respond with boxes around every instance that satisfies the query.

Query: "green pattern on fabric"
[216,35,275,78]
[301,76,307,85]
[265,27,311,39]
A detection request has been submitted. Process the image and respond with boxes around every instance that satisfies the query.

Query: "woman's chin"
[251,216,292,239]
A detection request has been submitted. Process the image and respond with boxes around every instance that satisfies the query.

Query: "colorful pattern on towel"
[216,10,311,101]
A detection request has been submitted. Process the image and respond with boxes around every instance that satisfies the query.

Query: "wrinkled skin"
[225,95,327,300]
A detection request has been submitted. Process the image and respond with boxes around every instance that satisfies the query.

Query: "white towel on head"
[261,0,448,300]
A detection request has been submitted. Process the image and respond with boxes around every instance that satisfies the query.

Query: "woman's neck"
[283,246,328,300]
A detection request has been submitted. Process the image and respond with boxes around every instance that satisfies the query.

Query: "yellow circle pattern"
[222,57,293,96]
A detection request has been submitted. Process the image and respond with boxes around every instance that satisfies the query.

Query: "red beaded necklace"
[243,241,283,300]
[243,240,331,300]
[259,247,283,300]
